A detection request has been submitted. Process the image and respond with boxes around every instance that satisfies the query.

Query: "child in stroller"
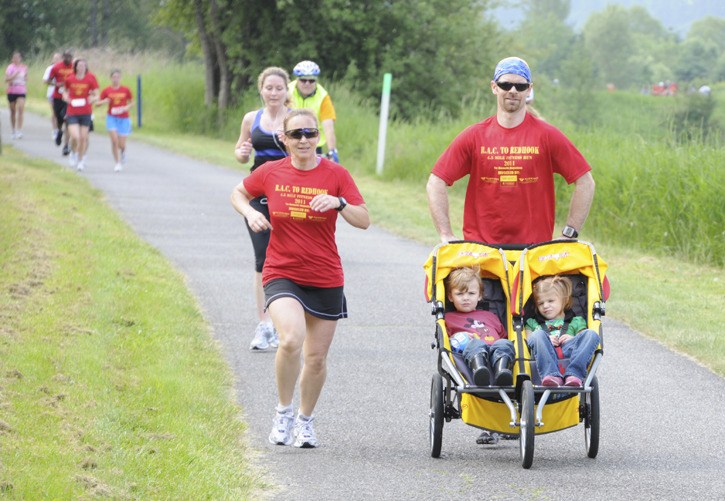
[525,275,601,387]
[445,267,515,387]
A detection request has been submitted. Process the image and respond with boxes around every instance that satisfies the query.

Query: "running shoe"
[68,152,78,168]
[267,328,279,349]
[476,430,500,445]
[55,129,63,146]
[249,322,271,350]
[120,150,127,164]
[269,409,295,446]
[293,415,318,448]
[76,160,85,172]
[15,131,22,139]
[62,144,70,156]
[114,163,123,172]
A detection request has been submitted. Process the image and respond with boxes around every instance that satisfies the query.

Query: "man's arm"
[426,173,457,243]
[563,171,595,237]
[321,118,336,151]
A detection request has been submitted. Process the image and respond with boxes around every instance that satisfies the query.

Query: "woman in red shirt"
[63,58,99,171]
[231,109,369,449]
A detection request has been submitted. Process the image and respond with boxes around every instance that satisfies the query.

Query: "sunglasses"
[496,81,531,92]
[285,128,319,139]
[299,78,317,84]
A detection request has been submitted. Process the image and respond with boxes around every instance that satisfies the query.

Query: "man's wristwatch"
[562,225,579,238]
[336,197,347,211]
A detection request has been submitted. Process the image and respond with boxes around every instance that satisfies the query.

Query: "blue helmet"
[293,60,320,77]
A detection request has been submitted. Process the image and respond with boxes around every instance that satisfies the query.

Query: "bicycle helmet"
[293,60,320,77]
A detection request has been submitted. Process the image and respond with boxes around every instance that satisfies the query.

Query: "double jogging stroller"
[423,240,609,468]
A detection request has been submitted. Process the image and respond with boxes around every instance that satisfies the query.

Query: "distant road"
[4,110,724,500]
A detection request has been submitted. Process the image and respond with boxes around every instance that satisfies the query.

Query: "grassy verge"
[0,147,265,498]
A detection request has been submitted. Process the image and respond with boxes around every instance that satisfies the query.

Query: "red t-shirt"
[100,85,133,118]
[432,113,591,244]
[65,73,99,116]
[48,62,75,100]
[243,157,365,287]
[445,310,506,345]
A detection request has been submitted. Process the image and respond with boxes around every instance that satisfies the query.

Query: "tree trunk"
[209,0,230,110]
[194,0,216,106]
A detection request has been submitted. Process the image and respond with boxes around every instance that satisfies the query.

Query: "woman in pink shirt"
[5,51,27,139]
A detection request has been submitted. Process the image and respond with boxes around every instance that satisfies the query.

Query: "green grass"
[0,148,265,498]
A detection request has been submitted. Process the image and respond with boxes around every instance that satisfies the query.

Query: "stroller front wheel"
[430,373,444,458]
[519,380,535,469]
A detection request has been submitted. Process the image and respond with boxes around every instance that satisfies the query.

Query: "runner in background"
[42,53,62,140]
[287,60,339,162]
[47,50,75,155]
[5,51,28,139]
[63,58,99,172]
[96,69,133,172]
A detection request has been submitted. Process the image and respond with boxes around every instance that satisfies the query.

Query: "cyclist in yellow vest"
[288,60,339,162]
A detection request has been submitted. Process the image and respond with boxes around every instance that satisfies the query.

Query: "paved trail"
[3,111,723,500]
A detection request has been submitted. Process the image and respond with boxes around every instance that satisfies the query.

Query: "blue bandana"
[493,57,531,83]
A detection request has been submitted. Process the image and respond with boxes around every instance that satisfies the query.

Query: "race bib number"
[111,106,124,115]
[71,98,87,107]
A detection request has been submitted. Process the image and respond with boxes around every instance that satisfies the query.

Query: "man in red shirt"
[427,57,595,245]
[46,50,75,154]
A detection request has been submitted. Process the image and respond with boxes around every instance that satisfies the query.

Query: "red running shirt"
[243,157,365,287]
[48,62,75,100]
[100,85,133,118]
[432,113,591,245]
[65,73,99,116]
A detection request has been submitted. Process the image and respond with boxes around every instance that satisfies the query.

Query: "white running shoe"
[68,152,78,168]
[114,163,123,172]
[76,160,85,172]
[11,130,16,139]
[267,328,279,349]
[249,322,271,350]
[293,415,319,448]
[268,409,295,446]
[15,131,22,139]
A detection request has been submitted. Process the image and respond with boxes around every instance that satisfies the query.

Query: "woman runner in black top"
[234,66,290,350]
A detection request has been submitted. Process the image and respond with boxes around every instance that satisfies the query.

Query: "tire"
[430,374,444,458]
[585,376,600,458]
[519,380,535,469]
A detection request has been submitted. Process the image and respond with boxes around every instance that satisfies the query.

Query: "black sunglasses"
[285,128,319,140]
[496,81,531,92]
[299,78,317,84]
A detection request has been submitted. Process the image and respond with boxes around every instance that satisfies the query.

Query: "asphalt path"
[3,111,724,500]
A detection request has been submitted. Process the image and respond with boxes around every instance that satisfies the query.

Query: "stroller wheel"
[584,376,600,458]
[430,374,444,458]
[519,380,535,469]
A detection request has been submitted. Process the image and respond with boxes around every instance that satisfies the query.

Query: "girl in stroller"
[525,275,601,387]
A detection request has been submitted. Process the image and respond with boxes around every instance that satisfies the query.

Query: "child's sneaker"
[541,375,564,387]
[564,375,582,387]
[268,409,295,446]
[249,322,271,350]
[293,415,319,448]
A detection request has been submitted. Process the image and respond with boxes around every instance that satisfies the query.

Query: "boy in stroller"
[445,267,515,387]
[525,275,601,387]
